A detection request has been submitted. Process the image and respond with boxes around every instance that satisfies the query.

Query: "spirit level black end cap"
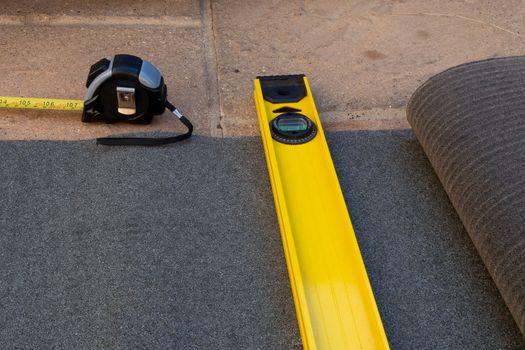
[257,74,306,103]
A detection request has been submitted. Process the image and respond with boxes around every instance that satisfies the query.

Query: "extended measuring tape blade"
[254,75,390,350]
[0,96,84,111]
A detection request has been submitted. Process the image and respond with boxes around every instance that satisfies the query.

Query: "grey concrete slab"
[213,0,525,136]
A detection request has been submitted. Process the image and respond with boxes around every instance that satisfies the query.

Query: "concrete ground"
[1,0,525,139]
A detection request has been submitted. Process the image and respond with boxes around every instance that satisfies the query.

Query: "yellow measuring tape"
[0,96,84,111]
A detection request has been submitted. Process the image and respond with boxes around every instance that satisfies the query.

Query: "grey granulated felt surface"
[408,56,525,335]
[0,131,523,349]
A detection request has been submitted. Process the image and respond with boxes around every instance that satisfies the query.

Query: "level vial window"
[277,117,308,132]
[270,112,317,144]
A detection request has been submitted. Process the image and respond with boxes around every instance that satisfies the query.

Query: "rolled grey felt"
[407,56,525,335]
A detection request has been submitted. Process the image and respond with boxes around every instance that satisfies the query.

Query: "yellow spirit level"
[254,75,389,350]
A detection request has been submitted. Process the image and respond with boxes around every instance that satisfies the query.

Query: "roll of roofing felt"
[407,56,525,335]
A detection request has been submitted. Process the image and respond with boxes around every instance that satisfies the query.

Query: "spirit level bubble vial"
[254,75,390,350]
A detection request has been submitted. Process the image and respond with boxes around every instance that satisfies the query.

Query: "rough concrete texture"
[1,0,525,139]
[214,0,525,135]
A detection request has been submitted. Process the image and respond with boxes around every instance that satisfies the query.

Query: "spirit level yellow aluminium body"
[254,75,389,350]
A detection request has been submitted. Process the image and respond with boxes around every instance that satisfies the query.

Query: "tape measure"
[0,97,83,111]
[0,54,193,146]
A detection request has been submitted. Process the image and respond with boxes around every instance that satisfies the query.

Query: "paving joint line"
[200,0,223,138]
[0,14,201,27]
